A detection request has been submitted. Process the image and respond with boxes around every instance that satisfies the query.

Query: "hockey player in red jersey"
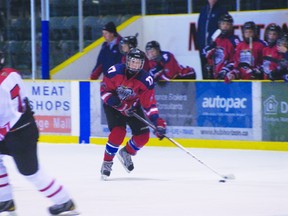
[145,40,196,82]
[119,34,150,71]
[119,34,138,63]
[202,14,240,79]
[261,23,284,80]
[0,52,77,215]
[276,34,288,81]
[100,48,166,180]
[231,21,266,80]
[277,34,288,61]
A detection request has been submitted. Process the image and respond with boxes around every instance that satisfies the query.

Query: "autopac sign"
[196,82,252,128]
[262,83,288,141]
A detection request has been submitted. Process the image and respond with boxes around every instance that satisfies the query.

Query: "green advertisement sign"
[262,83,288,141]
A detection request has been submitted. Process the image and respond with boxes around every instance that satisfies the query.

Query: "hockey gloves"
[149,63,163,80]
[217,68,229,80]
[224,70,239,84]
[113,100,138,117]
[224,72,233,84]
[202,42,216,57]
[123,104,137,117]
[204,64,214,79]
[179,66,196,79]
[278,59,288,70]
[113,101,129,112]
[153,118,167,140]
[283,74,288,82]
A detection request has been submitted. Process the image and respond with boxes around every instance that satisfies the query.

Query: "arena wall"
[24,80,288,151]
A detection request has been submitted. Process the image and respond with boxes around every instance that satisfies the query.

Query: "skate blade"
[101,175,109,181]
[0,211,17,216]
[51,209,80,215]
[116,153,131,173]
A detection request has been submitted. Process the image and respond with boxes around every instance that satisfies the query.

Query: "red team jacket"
[262,45,285,80]
[100,63,160,123]
[234,39,266,79]
[205,35,240,78]
[147,51,195,81]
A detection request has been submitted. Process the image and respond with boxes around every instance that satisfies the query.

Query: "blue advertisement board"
[196,82,252,128]
[95,81,254,139]
[154,82,196,126]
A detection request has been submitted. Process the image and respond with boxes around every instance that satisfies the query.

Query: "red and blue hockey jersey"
[262,45,285,80]
[100,63,159,123]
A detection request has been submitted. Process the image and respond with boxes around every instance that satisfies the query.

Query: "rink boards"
[24,80,288,151]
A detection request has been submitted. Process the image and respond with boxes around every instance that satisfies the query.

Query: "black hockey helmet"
[145,40,161,60]
[277,34,288,48]
[119,33,138,54]
[242,21,258,42]
[242,21,257,33]
[0,51,5,70]
[218,14,234,36]
[126,48,145,74]
[264,23,282,46]
[219,13,233,24]
[145,40,160,51]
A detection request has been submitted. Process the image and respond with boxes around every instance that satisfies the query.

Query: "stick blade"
[211,29,222,41]
[222,174,236,180]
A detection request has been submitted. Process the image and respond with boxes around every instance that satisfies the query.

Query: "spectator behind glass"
[196,0,228,79]
[90,21,122,80]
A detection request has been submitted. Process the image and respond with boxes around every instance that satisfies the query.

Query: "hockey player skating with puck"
[100,48,166,180]
[0,51,78,215]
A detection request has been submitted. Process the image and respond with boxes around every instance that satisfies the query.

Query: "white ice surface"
[2,144,288,216]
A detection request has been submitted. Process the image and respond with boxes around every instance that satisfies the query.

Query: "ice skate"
[0,200,16,216]
[117,147,134,173]
[100,161,113,180]
[48,199,79,215]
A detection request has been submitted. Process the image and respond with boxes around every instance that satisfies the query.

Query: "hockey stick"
[209,29,222,79]
[132,112,235,181]
[249,36,253,66]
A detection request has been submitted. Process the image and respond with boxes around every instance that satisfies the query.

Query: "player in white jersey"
[0,51,78,215]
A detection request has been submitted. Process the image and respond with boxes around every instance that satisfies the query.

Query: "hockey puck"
[219,179,226,183]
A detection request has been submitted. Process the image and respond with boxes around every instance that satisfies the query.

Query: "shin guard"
[0,156,13,202]
[104,127,126,161]
[126,132,149,155]
[25,168,70,205]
